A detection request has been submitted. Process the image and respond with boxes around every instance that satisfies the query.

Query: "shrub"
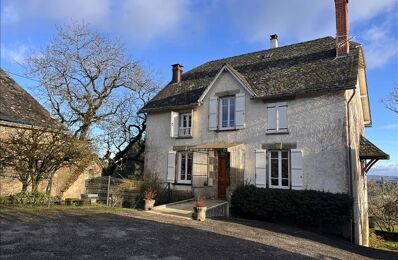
[231,185,352,228]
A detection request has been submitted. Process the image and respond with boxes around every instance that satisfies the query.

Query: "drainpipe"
[346,89,356,244]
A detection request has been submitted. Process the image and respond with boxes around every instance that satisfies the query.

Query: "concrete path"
[151,199,227,218]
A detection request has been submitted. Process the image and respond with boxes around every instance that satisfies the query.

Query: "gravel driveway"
[0,207,397,259]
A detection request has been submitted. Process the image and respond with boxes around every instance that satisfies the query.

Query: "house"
[140,0,389,246]
[0,68,102,198]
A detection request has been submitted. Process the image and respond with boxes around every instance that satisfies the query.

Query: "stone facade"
[0,123,102,198]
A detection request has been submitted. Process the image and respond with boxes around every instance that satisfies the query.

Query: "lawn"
[370,226,398,251]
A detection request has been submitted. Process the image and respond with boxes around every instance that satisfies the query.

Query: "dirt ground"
[0,207,397,259]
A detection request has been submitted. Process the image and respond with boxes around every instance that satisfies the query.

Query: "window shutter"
[170,111,179,138]
[291,149,303,190]
[208,97,218,130]
[255,149,267,188]
[267,105,276,131]
[167,151,177,183]
[235,93,245,129]
[278,105,288,130]
[192,152,208,187]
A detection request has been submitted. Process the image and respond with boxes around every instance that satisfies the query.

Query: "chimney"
[171,64,183,83]
[335,0,349,56]
[270,34,278,49]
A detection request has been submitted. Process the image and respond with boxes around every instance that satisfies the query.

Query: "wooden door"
[218,153,230,199]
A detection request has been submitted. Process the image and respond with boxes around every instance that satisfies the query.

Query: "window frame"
[268,150,290,189]
[219,96,236,130]
[177,152,192,184]
[179,112,192,137]
[266,102,288,134]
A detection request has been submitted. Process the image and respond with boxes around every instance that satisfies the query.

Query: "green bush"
[231,185,352,228]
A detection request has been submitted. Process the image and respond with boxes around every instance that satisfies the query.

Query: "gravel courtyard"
[0,207,397,260]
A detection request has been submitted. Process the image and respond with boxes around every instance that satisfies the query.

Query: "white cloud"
[2,0,110,24]
[1,3,19,24]
[112,0,191,43]
[1,44,29,64]
[370,162,398,176]
[359,8,398,69]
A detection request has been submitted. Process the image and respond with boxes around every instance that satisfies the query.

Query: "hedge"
[231,185,352,228]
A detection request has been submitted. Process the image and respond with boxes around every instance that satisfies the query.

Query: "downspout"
[346,88,356,244]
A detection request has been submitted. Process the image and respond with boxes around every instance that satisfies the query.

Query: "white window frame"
[219,96,236,130]
[177,152,192,184]
[268,150,290,189]
[267,102,288,133]
[179,113,192,137]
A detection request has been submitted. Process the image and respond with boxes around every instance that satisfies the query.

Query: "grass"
[369,229,398,251]
[374,225,398,233]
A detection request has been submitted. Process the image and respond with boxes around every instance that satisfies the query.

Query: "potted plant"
[193,197,207,221]
[143,189,157,211]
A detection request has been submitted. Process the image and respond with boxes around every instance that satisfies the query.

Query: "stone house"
[141,1,389,246]
[0,68,102,198]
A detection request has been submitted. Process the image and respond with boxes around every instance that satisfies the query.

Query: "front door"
[218,152,230,199]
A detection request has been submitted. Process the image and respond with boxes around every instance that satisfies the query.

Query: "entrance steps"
[150,199,229,219]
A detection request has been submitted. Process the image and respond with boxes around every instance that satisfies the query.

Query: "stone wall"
[0,124,102,198]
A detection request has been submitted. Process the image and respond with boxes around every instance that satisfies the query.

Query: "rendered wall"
[145,71,350,194]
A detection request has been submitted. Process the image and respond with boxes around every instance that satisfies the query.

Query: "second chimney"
[335,0,349,56]
[172,64,183,83]
[270,34,278,49]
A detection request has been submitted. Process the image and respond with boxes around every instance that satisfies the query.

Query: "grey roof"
[142,36,361,112]
[360,136,389,160]
[0,68,53,126]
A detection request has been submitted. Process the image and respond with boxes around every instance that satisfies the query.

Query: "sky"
[1,0,397,176]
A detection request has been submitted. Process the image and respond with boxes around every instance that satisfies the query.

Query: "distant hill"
[368,175,398,183]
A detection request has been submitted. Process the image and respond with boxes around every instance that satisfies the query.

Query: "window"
[179,113,192,137]
[178,152,192,184]
[219,96,235,129]
[267,102,288,133]
[269,150,289,188]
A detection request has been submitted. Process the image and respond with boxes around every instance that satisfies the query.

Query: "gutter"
[346,88,356,244]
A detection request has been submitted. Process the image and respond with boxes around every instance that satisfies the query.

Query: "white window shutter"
[208,97,218,130]
[267,105,276,130]
[291,149,303,190]
[278,105,288,130]
[255,149,267,188]
[235,93,245,129]
[167,151,177,183]
[170,111,179,137]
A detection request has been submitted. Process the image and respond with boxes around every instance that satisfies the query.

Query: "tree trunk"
[31,180,39,193]
[21,182,28,192]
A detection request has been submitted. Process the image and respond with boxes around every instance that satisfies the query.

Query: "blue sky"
[1,0,397,176]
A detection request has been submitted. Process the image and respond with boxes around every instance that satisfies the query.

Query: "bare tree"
[382,85,398,113]
[27,22,156,141]
[99,90,151,177]
[368,180,398,232]
[0,126,90,193]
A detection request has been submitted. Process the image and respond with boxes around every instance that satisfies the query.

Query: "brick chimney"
[270,34,278,49]
[335,0,349,56]
[171,64,183,83]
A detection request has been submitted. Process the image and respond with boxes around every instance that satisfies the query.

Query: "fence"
[85,176,142,208]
